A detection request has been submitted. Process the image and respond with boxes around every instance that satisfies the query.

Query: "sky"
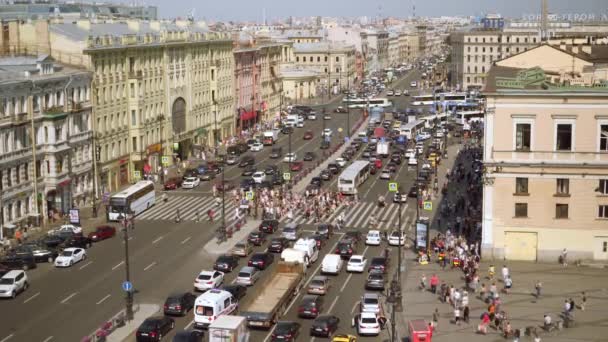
[140,0,608,22]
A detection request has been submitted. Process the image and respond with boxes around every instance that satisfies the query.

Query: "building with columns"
[0,55,93,232]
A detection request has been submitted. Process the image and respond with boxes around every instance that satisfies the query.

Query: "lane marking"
[42,337,53,342]
[144,262,156,271]
[152,236,164,244]
[181,236,191,244]
[0,334,14,342]
[351,300,360,314]
[23,292,40,304]
[79,261,92,270]
[340,273,353,292]
[121,236,133,243]
[112,261,124,270]
[96,294,111,305]
[60,292,77,304]
[327,295,340,313]
[185,320,195,330]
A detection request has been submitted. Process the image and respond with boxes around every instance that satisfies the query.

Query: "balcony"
[43,106,68,120]
[0,147,32,163]
[489,149,608,166]
[69,130,92,144]
[128,70,143,79]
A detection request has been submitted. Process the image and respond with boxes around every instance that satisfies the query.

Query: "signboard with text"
[68,209,80,225]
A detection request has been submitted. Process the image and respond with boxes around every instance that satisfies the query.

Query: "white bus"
[108,180,156,221]
[344,98,392,109]
[400,119,426,140]
[412,92,468,106]
[338,160,371,194]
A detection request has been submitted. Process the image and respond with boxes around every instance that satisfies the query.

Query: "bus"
[411,92,468,106]
[400,119,426,140]
[107,180,156,221]
[338,160,371,195]
[344,98,392,109]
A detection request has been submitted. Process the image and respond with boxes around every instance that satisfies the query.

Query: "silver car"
[360,293,382,314]
[281,222,300,241]
[235,266,260,286]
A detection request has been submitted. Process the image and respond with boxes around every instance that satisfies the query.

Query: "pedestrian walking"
[432,308,439,329]
[430,274,439,294]
[560,248,568,267]
[501,265,509,283]
[580,291,587,311]
[535,281,542,299]
[453,306,461,325]
[463,305,470,323]
[420,274,427,291]
[503,275,513,294]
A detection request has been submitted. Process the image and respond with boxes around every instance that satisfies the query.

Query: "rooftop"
[0,55,89,83]
[293,41,355,53]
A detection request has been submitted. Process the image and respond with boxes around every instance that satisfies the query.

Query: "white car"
[410,81,417,87]
[251,171,266,184]
[405,149,416,159]
[193,270,224,291]
[250,142,264,152]
[296,121,305,128]
[346,255,368,273]
[307,113,317,120]
[365,230,382,246]
[54,247,86,267]
[335,158,347,168]
[386,90,394,96]
[415,144,424,154]
[421,162,432,170]
[403,90,409,96]
[322,128,333,137]
[393,192,407,203]
[416,132,431,141]
[0,270,28,299]
[182,177,200,189]
[353,312,384,336]
[434,131,444,138]
[380,170,391,180]
[408,157,418,166]
[226,155,238,165]
[388,230,406,246]
[394,90,402,96]
[49,224,82,236]
[283,152,297,163]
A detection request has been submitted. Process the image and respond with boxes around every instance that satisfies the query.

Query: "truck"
[377,141,389,158]
[262,130,279,146]
[208,315,249,342]
[241,261,305,328]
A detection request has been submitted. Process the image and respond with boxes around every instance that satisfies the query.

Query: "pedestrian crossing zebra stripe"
[137,196,237,221]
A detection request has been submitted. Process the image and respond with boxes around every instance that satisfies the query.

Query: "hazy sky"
[142,0,608,22]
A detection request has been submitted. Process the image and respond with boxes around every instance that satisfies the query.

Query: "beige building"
[293,42,356,94]
[280,68,319,102]
[482,65,608,262]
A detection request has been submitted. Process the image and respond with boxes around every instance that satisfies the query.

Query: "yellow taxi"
[332,334,357,342]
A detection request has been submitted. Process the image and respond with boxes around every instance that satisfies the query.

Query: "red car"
[303,130,314,140]
[164,177,183,190]
[290,161,304,172]
[215,180,235,192]
[88,225,117,242]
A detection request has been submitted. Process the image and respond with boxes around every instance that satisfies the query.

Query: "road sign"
[283,172,291,181]
[338,127,343,133]
[388,182,398,192]
[380,137,386,143]
[133,170,141,179]
[161,156,170,165]
[344,136,350,143]
[122,281,133,292]
[325,136,331,143]
[423,201,433,211]
[245,191,254,201]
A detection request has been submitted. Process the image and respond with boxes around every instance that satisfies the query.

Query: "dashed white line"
[340,273,353,292]
[79,261,92,270]
[0,333,14,342]
[181,236,191,244]
[112,261,124,270]
[60,292,77,304]
[152,236,164,244]
[23,292,40,304]
[351,301,360,314]
[42,336,53,342]
[144,262,156,271]
[327,295,340,313]
[185,320,195,329]
[96,294,111,305]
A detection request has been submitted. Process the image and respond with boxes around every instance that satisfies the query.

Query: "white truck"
[208,315,249,342]
[262,130,279,145]
[376,141,389,158]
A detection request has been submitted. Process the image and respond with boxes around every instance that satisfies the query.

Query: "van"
[280,248,308,265]
[293,238,319,264]
[321,254,343,275]
[281,222,301,241]
[193,289,238,329]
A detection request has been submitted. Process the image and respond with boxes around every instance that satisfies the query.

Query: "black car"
[310,177,322,187]
[264,165,279,176]
[320,140,330,149]
[268,237,290,253]
[241,165,256,177]
[271,321,301,341]
[320,170,332,181]
[40,234,65,249]
[310,315,340,337]
[271,175,285,186]
[344,230,362,244]
[163,292,196,316]
[172,330,204,342]
[310,233,325,249]
[213,254,240,272]
[335,241,355,259]
[281,126,294,134]
[257,181,273,190]
[366,270,387,291]
[136,316,175,342]
[1,252,37,271]
[14,243,58,263]
[221,284,247,301]
[297,295,324,318]
[327,163,340,174]
[62,235,93,249]
[248,252,274,270]
[408,185,418,198]
[239,156,255,167]
[316,224,333,240]
[369,257,389,273]
[303,152,316,161]
[183,168,200,178]
[270,147,283,159]
[390,155,402,165]
[247,231,267,246]
[259,220,279,234]
[228,143,249,156]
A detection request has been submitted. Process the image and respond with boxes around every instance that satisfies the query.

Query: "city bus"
[400,119,426,140]
[411,92,468,106]
[337,160,371,195]
[107,180,156,221]
[345,97,392,109]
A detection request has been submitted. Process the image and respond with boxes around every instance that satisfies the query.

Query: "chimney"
[76,19,91,30]
[127,19,140,32]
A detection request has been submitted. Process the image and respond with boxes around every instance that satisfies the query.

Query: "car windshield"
[275,323,294,334]
[198,274,211,280]
[364,297,379,305]
[235,243,246,248]
[238,272,251,278]
[61,251,73,257]
[350,258,362,263]
[283,228,295,233]
[0,278,14,285]
[369,273,383,280]
[310,280,324,287]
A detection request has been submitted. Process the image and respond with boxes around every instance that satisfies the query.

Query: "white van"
[321,254,343,275]
[293,238,319,264]
[281,248,308,265]
[194,289,238,329]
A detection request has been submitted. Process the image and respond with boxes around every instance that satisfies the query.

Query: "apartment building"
[0,55,93,229]
[293,42,356,94]
[482,64,608,262]
[361,29,389,72]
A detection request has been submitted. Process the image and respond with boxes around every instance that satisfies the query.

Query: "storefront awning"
[240,110,257,121]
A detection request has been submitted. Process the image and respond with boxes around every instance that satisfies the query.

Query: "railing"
[491,150,608,165]
[81,305,140,342]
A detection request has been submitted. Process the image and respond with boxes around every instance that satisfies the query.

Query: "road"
[0,70,432,342]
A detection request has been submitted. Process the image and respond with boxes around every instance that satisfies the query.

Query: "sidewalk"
[204,218,262,256]
[106,304,160,342]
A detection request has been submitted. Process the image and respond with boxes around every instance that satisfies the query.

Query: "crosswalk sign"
[283,172,291,181]
[161,156,170,165]
[133,170,141,180]
[245,191,254,201]
[388,182,398,192]
[423,201,433,211]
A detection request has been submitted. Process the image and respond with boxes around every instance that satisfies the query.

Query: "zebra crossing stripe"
[385,204,402,230]
[363,204,388,227]
[326,204,346,223]
[138,196,188,219]
[352,202,377,228]
[180,197,216,220]
[150,196,207,220]
[379,203,394,225]
[344,202,366,226]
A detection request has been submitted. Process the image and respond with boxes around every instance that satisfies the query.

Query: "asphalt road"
[0,70,429,342]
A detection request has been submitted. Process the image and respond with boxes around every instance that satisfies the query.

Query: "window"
[600,124,608,151]
[132,137,137,152]
[335,56,339,62]
[598,180,608,194]
[515,178,528,194]
[317,56,320,62]
[556,124,572,151]
[296,56,299,62]
[556,179,569,195]
[131,110,136,126]
[599,205,608,218]
[324,56,328,62]
[515,203,528,218]
[515,123,531,151]
[555,204,569,219]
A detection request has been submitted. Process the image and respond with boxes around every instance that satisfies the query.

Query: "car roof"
[363,292,379,299]
[2,270,24,278]
[240,266,256,273]
[361,312,377,318]
[62,247,78,252]
[312,275,328,281]
[199,270,216,275]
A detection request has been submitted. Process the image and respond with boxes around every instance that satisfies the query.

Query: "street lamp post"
[121,210,134,321]
[346,70,350,137]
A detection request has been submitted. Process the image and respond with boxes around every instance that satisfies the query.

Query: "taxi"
[332,334,357,342]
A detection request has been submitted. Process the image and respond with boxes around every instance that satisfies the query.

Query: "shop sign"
[119,158,129,165]
[146,144,161,155]
[69,209,80,225]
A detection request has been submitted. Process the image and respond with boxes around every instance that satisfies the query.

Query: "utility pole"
[327,46,331,100]
[346,69,350,137]
[122,210,134,321]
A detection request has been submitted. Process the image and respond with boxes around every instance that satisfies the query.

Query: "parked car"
[14,243,58,263]
[310,315,340,337]
[231,240,253,257]
[259,219,279,234]
[268,237,290,253]
[62,235,93,249]
[213,254,239,273]
[248,252,274,270]
[365,270,387,290]
[298,295,324,318]
[48,224,82,236]
[0,269,29,299]
[220,284,247,301]
[88,225,116,242]
[235,266,261,286]
[163,292,196,316]
[136,316,175,342]
[0,253,37,271]
[271,321,301,342]
[164,177,183,190]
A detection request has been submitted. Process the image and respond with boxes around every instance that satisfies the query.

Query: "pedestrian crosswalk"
[137,195,238,222]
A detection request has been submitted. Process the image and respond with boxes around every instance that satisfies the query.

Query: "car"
[335,157,347,168]
[344,230,362,244]
[0,253,37,271]
[231,240,253,257]
[334,106,347,113]
[220,284,247,301]
[136,316,175,342]
[182,177,200,189]
[298,295,324,318]
[271,321,301,342]
[246,139,259,148]
[296,121,305,128]
[307,276,331,295]
[394,90,402,96]
[347,255,367,273]
[410,81,417,87]
[310,177,323,187]
[360,293,383,314]
[215,180,235,192]
[388,230,406,246]
[281,126,294,134]
[352,312,385,336]
[403,90,410,96]
[247,231,267,246]
[320,140,330,149]
[270,147,283,159]
[281,223,301,241]
[251,171,266,184]
[183,168,200,179]
[390,154,402,165]
[0,270,28,299]
[283,152,297,163]
[335,241,355,259]
[14,243,58,263]
[405,149,416,158]
[416,132,431,141]
[290,161,304,172]
[250,142,264,152]
[320,169,332,180]
[259,219,279,234]
[365,270,387,290]
[213,254,239,273]
[49,224,82,236]
[380,170,391,179]
[248,252,274,270]
[323,113,331,120]
[241,165,257,177]
[235,266,261,286]
[408,157,418,166]
[62,235,93,249]
[386,90,394,96]
[163,292,196,316]
[268,237,290,253]
[316,224,333,240]
[172,330,204,342]
[264,165,279,176]
[368,257,389,273]
[307,113,317,120]
[40,234,65,249]
[393,192,407,203]
[240,178,255,190]
[88,225,116,242]
[303,130,314,140]
[331,334,357,342]
[54,247,86,267]
[327,163,340,174]
[193,270,223,291]
[303,152,317,161]
[365,230,382,246]
[271,175,285,186]
[164,177,183,190]
[310,315,340,337]
[408,185,418,198]
[310,233,325,249]
[199,170,216,181]
[322,128,333,137]
[225,155,239,165]
[239,156,255,167]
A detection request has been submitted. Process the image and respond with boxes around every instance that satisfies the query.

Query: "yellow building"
[292,42,356,94]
